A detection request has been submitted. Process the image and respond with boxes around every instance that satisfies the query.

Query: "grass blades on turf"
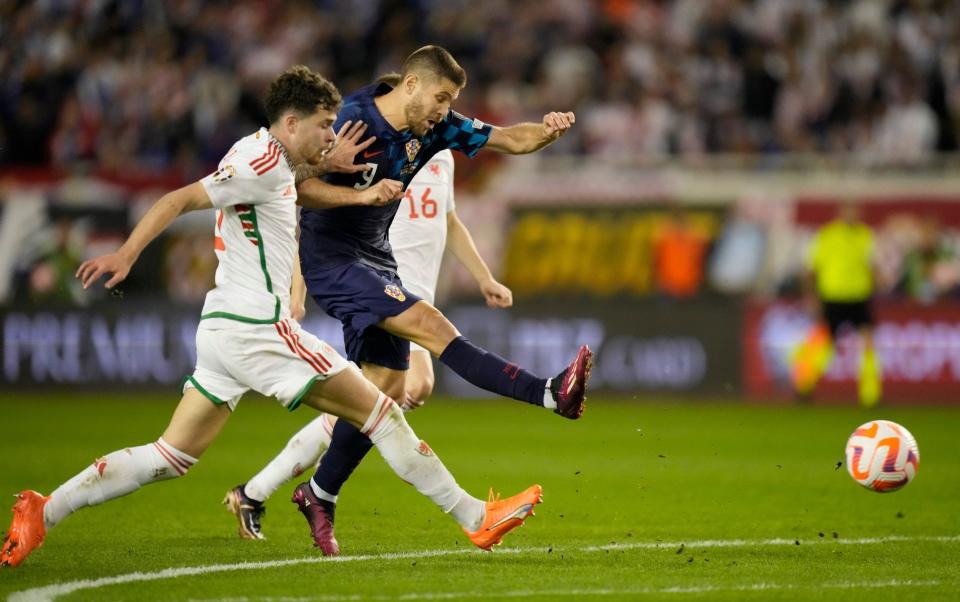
[0,393,958,601]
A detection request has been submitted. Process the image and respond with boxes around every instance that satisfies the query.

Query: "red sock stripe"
[275,322,325,374]
[362,396,395,436]
[283,320,332,371]
[155,440,193,471]
[152,442,187,476]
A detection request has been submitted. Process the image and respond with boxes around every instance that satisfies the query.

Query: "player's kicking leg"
[298,299,590,554]
[292,363,542,554]
[1,389,229,567]
[385,301,593,419]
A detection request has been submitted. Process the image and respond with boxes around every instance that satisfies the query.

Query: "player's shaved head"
[265,65,342,124]
[400,46,466,88]
[377,72,403,87]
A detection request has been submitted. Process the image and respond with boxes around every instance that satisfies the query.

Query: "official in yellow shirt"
[792,203,881,406]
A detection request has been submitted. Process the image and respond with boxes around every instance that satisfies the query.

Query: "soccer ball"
[845,420,919,493]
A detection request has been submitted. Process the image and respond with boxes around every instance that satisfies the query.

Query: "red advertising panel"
[744,301,960,403]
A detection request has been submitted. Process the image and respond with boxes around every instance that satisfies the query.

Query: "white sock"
[449,494,486,532]
[543,379,557,409]
[361,393,483,530]
[245,414,334,502]
[43,438,197,529]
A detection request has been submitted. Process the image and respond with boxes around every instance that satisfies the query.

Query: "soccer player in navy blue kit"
[280,47,591,554]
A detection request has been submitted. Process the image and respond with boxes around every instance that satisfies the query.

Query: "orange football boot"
[1,490,49,568]
[464,484,542,551]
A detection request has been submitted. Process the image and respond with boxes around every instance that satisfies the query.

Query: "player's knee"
[381,379,407,402]
[406,375,435,403]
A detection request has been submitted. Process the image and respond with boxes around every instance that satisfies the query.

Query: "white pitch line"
[186,579,945,602]
[9,534,959,602]
[582,534,960,552]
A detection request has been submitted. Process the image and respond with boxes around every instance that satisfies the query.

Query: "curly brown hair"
[264,65,342,124]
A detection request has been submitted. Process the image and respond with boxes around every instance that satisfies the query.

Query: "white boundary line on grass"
[9,535,959,602]
[187,579,945,602]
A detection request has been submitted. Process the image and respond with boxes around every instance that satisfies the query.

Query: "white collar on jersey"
[265,129,294,170]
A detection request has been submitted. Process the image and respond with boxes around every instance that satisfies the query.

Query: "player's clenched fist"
[362,179,403,206]
[542,111,575,139]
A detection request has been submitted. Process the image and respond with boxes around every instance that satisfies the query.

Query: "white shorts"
[184,318,348,411]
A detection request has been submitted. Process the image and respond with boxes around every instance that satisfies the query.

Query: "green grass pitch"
[0,393,958,601]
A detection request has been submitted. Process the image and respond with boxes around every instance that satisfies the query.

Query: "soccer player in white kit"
[225,148,514,542]
[0,67,540,568]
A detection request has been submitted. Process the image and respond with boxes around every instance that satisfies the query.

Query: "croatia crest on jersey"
[405,139,421,162]
[384,284,406,302]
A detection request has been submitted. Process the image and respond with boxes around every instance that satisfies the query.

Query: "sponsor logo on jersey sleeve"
[472,118,486,130]
[384,284,407,302]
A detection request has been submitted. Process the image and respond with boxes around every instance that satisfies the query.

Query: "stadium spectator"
[901,217,960,304]
[2,0,959,170]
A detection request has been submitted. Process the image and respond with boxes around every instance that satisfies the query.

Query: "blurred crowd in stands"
[1,0,959,171]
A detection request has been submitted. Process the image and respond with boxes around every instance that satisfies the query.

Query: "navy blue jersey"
[300,82,492,273]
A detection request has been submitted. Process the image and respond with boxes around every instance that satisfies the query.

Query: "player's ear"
[403,73,418,94]
[283,112,299,135]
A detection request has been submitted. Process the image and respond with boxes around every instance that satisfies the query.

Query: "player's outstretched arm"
[296,178,403,209]
[76,182,212,289]
[446,210,513,308]
[485,111,575,155]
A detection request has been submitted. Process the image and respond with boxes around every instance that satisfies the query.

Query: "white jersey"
[198,128,298,327]
[389,150,455,305]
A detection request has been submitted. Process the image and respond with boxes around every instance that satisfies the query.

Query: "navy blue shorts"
[303,261,421,370]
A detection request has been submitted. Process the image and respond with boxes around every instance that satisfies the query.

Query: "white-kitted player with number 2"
[0,66,542,569]
[224,145,517,542]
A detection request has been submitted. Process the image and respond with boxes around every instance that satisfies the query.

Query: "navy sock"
[311,418,374,497]
[439,336,548,406]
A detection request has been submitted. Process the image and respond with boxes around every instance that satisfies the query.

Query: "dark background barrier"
[2,297,742,398]
[743,300,960,403]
